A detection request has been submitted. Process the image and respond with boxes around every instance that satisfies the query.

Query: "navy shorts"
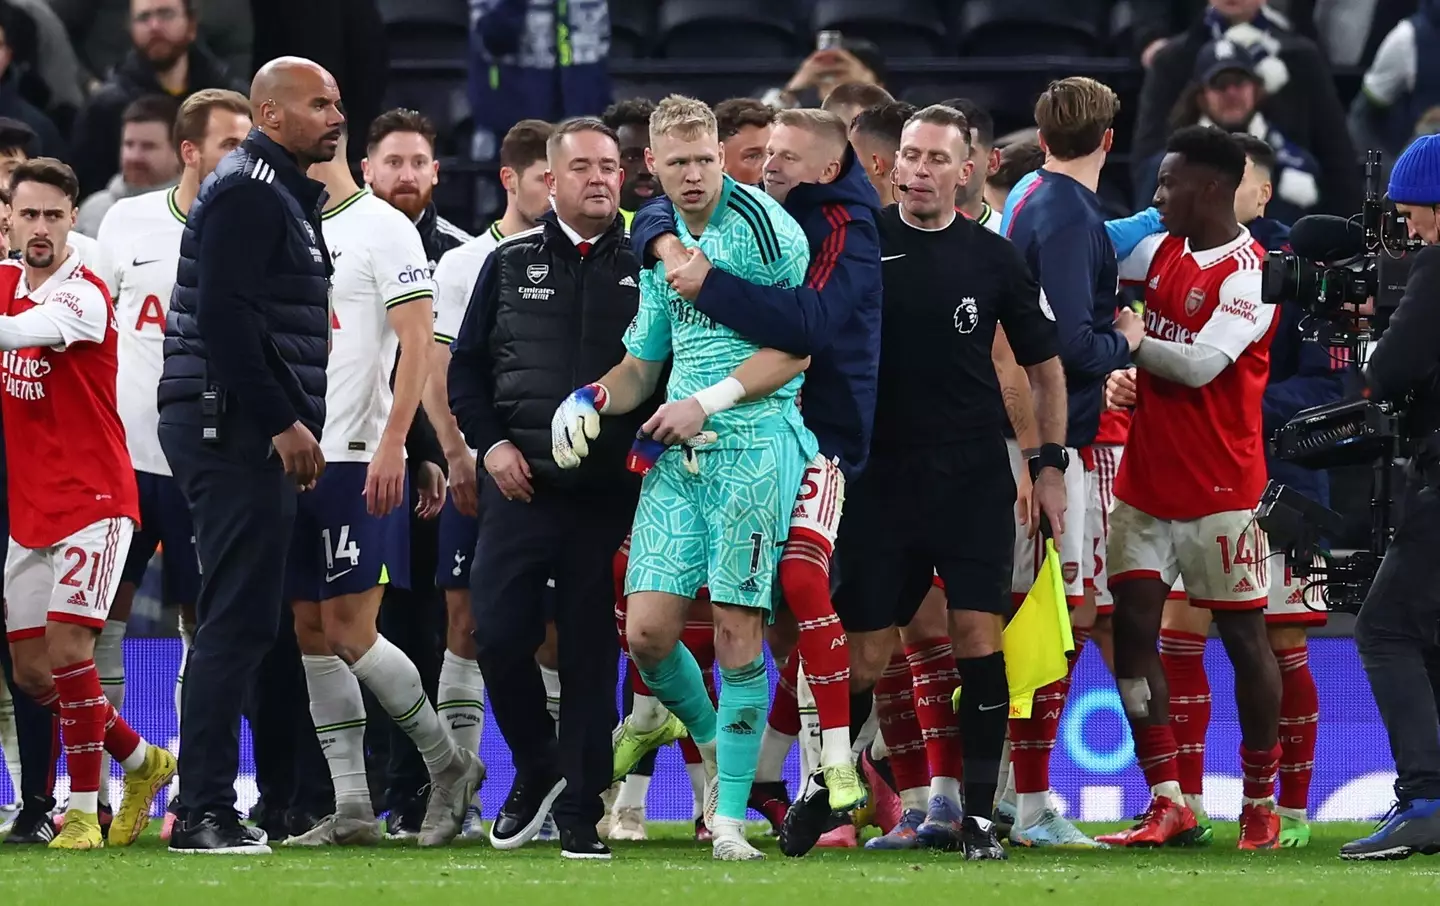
[285,462,411,602]
[434,495,479,590]
[119,470,200,606]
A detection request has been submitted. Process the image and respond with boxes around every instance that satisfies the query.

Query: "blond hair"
[1033,77,1120,161]
[774,108,849,154]
[648,95,717,147]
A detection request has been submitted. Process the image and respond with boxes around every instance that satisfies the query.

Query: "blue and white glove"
[552,383,610,469]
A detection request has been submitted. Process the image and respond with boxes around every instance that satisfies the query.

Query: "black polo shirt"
[871,205,1060,456]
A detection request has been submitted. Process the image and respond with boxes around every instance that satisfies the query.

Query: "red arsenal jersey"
[1112,229,1278,521]
[0,254,139,548]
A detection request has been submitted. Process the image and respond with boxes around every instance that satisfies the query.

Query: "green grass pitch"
[2,823,1438,905]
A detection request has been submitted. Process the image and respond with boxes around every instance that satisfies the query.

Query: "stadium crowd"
[0,0,1432,866]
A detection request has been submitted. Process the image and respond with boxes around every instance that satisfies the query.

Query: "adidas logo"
[1287,587,1306,605]
[1148,275,1160,289]
[722,718,755,735]
[618,275,638,287]
[1232,576,1256,594]
[66,591,86,607]
[738,576,759,593]
[791,502,808,518]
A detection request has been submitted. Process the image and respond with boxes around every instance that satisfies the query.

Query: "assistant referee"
[831,105,1069,860]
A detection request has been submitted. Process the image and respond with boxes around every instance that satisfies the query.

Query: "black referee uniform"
[833,205,1060,839]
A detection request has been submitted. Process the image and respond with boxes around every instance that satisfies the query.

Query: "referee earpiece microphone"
[891,167,913,194]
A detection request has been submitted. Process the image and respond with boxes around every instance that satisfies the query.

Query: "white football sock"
[540,663,561,729]
[754,724,795,784]
[929,776,961,811]
[436,649,485,756]
[870,729,889,760]
[996,738,1014,808]
[1277,805,1306,821]
[302,654,371,817]
[1152,780,1184,804]
[686,762,708,817]
[351,635,456,774]
[1185,792,1206,816]
[95,619,126,808]
[1016,791,1050,828]
[615,773,650,811]
[0,682,19,802]
[820,728,852,770]
[900,787,929,814]
[172,618,192,802]
[629,693,668,734]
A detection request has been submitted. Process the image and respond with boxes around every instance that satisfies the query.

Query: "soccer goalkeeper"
[552,95,814,861]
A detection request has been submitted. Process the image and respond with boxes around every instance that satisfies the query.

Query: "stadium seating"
[656,0,802,59]
[809,0,951,58]
[610,0,658,59]
[954,0,1110,57]
[376,0,470,61]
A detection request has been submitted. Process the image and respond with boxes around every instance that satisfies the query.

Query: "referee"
[831,105,1069,860]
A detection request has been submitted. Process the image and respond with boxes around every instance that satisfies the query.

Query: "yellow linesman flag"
[1001,537,1075,718]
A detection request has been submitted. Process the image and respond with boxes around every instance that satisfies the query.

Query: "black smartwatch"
[1027,443,1070,481]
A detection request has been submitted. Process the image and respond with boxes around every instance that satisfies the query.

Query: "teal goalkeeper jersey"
[624,176,817,455]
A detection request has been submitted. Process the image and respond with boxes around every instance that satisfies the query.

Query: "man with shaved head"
[158,56,345,855]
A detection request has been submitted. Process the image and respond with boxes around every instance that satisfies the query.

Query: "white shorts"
[786,453,845,557]
[1008,440,1090,606]
[1086,445,1123,614]
[4,518,135,641]
[1265,556,1327,626]
[1108,501,1269,610]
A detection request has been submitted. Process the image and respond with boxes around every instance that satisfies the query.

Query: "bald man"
[158,57,345,855]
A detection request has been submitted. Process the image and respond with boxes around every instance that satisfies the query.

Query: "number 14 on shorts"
[323,525,361,572]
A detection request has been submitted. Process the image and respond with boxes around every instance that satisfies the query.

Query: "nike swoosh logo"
[881,254,906,261]
[978,702,1008,712]
[325,568,354,582]
[132,258,161,267]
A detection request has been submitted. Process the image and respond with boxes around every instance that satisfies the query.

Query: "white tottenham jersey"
[432,221,504,344]
[93,186,186,476]
[431,221,506,459]
[321,190,435,462]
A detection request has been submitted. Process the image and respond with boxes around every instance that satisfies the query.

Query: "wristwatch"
[1027,443,1070,481]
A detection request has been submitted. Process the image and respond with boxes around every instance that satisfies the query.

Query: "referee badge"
[953,297,978,334]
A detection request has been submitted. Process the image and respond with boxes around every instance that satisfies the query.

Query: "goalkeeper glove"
[627,430,718,477]
[552,383,609,469]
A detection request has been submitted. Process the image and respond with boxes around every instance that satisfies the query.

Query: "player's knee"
[627,622,675,671]
[848,632,890,691]
[44,622,94,670]
[948,611,1002,658]
[1267,625,1307,654]
[1117,677,1151,718]
[11,658,51,700]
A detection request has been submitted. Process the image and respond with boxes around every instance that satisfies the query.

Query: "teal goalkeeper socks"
[637,642,717,745]
[716,655,770,822]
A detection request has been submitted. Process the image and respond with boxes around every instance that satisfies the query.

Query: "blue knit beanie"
[1389,134,1440,204]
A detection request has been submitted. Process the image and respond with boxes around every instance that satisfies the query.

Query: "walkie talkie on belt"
[200,386,224,443]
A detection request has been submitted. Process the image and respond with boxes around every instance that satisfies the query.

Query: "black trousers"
[246,609,332,822]
[1357,483,1440,802]
[161,420,297,817]
[470,481,630,831]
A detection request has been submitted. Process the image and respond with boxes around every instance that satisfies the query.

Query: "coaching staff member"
[831,105,1069,861]
[448,117,656,860]
[157,57,344,855]
[1342,133,1440,861]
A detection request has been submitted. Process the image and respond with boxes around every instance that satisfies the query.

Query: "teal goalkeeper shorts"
[625,436,808,609]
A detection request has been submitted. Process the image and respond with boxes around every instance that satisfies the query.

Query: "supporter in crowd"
[467,0,610,165]
[768,38,886,111]
[45,0,252,88]
[0,3,63,157]
[600,97,655,227]
[70,0,243,196]
[1349,1,1440,159]
[714,97,773,188]
[5,0,88,129]
[1138,39,1320,224]
[0,116,35,183]
[1134,0,1359,214]
[75,93,179,235]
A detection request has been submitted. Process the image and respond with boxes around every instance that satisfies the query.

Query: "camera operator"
[1343,133,1440,861]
